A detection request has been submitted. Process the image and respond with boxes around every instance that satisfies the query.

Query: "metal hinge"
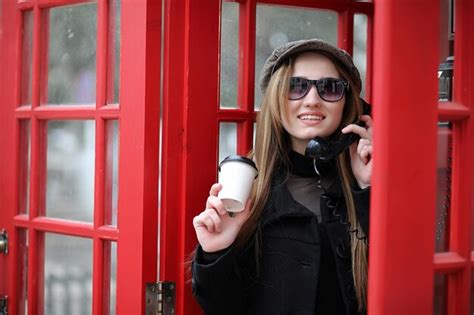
[0,295,8,315]
[145,282,175,315]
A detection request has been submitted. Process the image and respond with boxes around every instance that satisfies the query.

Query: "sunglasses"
[288,77,349,102]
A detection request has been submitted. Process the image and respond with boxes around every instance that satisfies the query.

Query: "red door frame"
[370,0,474,314]
[0,0,161,314]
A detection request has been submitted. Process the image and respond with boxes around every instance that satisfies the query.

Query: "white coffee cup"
[218,155,258,214]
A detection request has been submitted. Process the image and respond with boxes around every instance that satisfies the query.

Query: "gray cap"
[259,38,362,94]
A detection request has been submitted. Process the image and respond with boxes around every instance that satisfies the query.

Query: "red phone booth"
[1,0,473,314]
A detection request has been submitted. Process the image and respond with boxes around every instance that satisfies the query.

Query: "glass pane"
[219,122,237,163]
[435,122,452,252]
[438,0,454,102]
[107,0,121,105]
[103,241,117,314]
[433,273,447,315]
[18,229,28,315]
[46,120,95,222]
[46,3,97,105]
[354,14,367,98]
[105,120,119,226]
[255,6,338,109]
[45,233,92,315]
[21,10,34,106]
[220,1,239,109]
[19,120,31,215]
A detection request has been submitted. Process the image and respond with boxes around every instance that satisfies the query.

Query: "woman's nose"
[302,85,322,107]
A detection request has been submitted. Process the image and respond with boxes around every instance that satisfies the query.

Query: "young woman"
[192,38,373,315]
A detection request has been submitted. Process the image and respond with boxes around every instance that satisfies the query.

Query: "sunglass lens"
[289,77,309,100]
[318,79,345,102]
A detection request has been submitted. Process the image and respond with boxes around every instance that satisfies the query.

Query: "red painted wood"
[369,1,439,314]
[445,1,474,313]
[116,0,161,313]
[0,1,19,314]
[434,252,468,272]
[236,0,256,155]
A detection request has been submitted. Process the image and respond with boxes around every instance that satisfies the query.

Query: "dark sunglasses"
[288,77,349,102]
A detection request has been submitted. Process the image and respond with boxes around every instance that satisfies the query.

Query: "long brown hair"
[236,52,368,309]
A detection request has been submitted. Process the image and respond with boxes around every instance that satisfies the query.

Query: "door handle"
[0,230,7,255]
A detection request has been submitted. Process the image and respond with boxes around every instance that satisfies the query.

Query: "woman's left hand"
[341,115,373,189]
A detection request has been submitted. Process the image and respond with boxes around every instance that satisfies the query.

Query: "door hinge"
[0,295,8,315]
[145,282,175,315]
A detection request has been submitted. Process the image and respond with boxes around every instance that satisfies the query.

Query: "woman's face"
[282,52,345,155]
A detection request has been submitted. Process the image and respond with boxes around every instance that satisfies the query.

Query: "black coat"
[192,167,370,315]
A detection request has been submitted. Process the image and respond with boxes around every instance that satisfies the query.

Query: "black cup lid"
[218,155,258,173]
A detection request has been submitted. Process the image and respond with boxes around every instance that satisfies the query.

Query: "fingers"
[359,114,373,128]
[206,195,227,216]
[209,183,223,197]
[341,124,370,139]
[193,208,223,233]
[356,139,372,164]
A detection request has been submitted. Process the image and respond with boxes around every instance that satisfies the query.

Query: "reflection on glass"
[107,0,121,105]
[353,14,367,98]
[21,11,34,106]
[19,120,31,215]
[46,120,95,222]
[255,5,338,109]
[435,122,452,252]
[18,229,28,315]
[433,273,447,315]
[220,1,239,109]
[47,3,97,105]
[103,241,117,314]
[105,120,119,226]
[219,123,237,163]
[45,233,92,315]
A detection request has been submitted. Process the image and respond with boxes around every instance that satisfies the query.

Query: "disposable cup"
[217,155,258,214]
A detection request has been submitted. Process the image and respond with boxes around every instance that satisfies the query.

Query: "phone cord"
[313,159,368,244]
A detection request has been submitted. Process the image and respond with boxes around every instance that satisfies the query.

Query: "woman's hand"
[341,115,373,189]
[193,183,252,253]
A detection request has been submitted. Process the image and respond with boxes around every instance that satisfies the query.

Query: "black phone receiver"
[305,98,371,161]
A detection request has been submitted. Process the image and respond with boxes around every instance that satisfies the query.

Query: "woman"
[192,38,373,315]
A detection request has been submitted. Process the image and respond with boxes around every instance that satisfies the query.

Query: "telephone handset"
[305,98,371,161]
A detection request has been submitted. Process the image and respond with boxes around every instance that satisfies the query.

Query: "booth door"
[0,1,161,314]
[159,0,374,314]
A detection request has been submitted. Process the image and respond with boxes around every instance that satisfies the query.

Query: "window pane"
[219,122,237,164]
[21,10,34,106]
[435,122,452,252]
[438,0,454,102]
[220,1,239,109]
[18,229,28,315]
[255,6,338,109]
[354,14,367,98]
[46,3,97,105]
[105,120,119,226]
[19,120,31,215]
[46,120,95,222]
[107,0,121,105]
[433,273,447,315]
[103,241,117,314]
[45,233,92,315]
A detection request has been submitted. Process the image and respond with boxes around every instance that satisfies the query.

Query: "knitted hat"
[259,38,362,94]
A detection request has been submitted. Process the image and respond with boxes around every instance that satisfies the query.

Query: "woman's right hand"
[193,183,252,253]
